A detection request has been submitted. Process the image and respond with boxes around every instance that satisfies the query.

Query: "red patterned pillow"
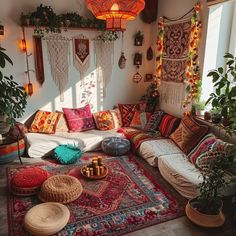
[93,110,115,130]
[29,110,60,134]
[130,112,151,129]
[187,133,216,164]
[63,104,95,132]
[170,116,209,154]
[144,110,164,132]
[118,103,146,127]
[159,114,180,138]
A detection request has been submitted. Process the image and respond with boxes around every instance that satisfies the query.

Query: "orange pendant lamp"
[86,0,145,31]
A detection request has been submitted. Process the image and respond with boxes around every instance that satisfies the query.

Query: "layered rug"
[6,154,186,236]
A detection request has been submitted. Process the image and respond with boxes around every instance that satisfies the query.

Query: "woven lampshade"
[86,0,145,31]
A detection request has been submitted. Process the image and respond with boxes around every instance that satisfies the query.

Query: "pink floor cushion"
[11,167,50,196]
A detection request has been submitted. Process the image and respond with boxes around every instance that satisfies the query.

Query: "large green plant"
[206,52,236,135]
[197,146,236,214]
[0,47,27,126]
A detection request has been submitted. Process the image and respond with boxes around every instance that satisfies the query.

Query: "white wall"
[157,0,209,117]
[0,0,155,121]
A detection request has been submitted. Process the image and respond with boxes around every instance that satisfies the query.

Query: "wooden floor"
[1,157,236,236]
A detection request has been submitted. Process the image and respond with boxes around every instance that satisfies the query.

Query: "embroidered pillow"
[110,108,123,129]
[144,110,164,132]
[196,140,233,172]
[130,112,151,129]
[170,116,209,154]
[187,133,216,164]
[159,114,181,138]
[93,110,115,130]
[29,110,60,134]
[118,103,146,127]
[56,112,69,132]
[63,104,95,132]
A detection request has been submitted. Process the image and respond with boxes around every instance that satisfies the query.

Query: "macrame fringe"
[160,81,185,107]
[95,41,114,97]
[45,34,70,102]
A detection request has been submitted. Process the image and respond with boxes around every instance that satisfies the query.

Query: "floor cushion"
[158,154,203,199]
[24,202,70,236]
[39,175,83,204]
[101,136,131,156]
[138,139,185,167]
[11,167,50,196]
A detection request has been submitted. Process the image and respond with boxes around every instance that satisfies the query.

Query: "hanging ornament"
[133,66,142,83]
[118,32,126,69]
[118,52,127,69]
[147,46,153,60]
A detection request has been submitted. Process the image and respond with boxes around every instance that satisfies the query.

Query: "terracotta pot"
[185,198,225,227]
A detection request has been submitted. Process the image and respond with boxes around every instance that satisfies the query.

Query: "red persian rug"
[7,154,186,236]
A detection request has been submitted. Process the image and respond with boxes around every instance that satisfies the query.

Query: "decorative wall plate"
[133,72,142,83]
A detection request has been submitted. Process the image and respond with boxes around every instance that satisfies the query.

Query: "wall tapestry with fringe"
[73,35,90,80]
[45,34,70,102]
[156,2,201,108]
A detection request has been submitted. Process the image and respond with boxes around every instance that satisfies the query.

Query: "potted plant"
[186,146,236,227]
[0,47,27,134]
[210,108,222,124]
[206,52,236,134]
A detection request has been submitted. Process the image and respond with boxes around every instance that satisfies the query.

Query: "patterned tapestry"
[156,3,201,107]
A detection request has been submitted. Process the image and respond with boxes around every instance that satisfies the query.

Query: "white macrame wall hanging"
[73,34,90,81]
[45,34,70,102]
[95,41,114,96]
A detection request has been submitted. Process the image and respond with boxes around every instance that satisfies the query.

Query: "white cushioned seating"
[158,154,203,199]
[26,130,122,158]
[138,139,184,167]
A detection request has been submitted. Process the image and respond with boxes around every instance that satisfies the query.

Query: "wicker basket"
[39,175,83,204]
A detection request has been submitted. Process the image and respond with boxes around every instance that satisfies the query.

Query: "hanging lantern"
[0,24,4,36]
[86,0,145,31]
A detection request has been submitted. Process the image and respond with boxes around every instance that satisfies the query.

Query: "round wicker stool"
[24,202,70,236]
[39,175,83,204]
[101,137,130,156]
[11,167,50,196]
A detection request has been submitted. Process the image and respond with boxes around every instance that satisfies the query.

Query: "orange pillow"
[130,112,151,129]
[93,110,115,130]
[29,110,60,134]
[170,116,209,154]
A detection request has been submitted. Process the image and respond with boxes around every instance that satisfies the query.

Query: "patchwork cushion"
[29,110,60,134]
[56,112,69,132]
[110,108,123,129]
[196,139,233,172]
[54,145,82,164]
[93,110,115,130]
[144,110,164,132]
[63,104,95,132]
[170,116,209,154]
[159,114,180,137]
[130,111,151,129]
[187,133,217,164]
[118,103,146,127]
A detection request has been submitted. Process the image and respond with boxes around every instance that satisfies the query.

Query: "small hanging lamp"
[86,0,145,31]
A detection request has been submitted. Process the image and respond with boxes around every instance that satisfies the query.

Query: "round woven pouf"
[24,202,70,236]
[39,175,83,204]
[11,167,50,196]
[101,137,130,156]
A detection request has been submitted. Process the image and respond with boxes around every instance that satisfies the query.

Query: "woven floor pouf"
[24,202,70,236]
[11,167,50,196]
[39,174,83,204]
[101,136,131,156]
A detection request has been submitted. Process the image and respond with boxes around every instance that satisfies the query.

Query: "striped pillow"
[159,114,181,138]
[187,133,217,164]
[170,116,209,154]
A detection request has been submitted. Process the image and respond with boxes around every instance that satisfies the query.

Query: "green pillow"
[54,144,82,164]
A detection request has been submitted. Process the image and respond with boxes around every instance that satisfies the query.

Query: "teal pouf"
[54,145,82,164]
[101,137,130,156]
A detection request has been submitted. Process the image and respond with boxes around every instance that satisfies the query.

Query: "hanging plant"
[95,31,119,43]
[20,4,106,37]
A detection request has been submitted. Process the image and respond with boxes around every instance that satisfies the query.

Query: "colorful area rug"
[7,154,186,236]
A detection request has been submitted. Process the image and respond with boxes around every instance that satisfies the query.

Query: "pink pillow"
[62,104,95,132]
